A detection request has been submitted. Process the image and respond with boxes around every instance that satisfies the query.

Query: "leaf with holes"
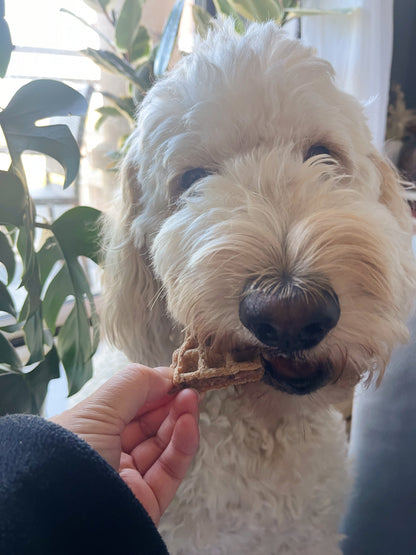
[0,80,87,188]
[49,207,101,394]
[53,255,98,395]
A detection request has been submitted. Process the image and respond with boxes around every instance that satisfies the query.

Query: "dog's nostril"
[239,279,340,353]
[301,322,325,342]
[254,322,280,345]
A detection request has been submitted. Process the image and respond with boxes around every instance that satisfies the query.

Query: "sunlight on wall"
[8,1,97,50]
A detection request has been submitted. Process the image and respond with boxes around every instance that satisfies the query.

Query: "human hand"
[51,364,199,524]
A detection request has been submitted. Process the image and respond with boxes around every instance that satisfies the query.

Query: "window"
[1,1,101,217]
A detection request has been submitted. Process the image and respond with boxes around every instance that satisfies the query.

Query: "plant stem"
[99,4,116,28]
[60,8,117,53]
[35,222,52,230]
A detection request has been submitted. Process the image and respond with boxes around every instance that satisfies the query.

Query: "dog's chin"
[260,353,332,395]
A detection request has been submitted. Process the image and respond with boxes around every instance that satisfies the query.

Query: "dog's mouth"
[231,343,332,395]
[259,351,332,395]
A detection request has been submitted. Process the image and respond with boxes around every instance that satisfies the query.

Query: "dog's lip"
[261,351,316,378]
[205,341,331,394]
[260,351,332,395]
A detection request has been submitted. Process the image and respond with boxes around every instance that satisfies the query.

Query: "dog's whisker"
[149,285,166,311]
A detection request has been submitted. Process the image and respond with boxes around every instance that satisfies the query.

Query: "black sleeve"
[0,414,169,555]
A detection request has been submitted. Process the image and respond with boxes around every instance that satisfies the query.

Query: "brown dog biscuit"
[171,335,263,393]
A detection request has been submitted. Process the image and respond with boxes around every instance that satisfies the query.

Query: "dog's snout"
[239,280,340,353]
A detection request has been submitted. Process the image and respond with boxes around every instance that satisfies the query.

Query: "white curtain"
[301,0,394,152]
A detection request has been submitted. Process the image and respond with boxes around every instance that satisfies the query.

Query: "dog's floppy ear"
[101,148,177,366]
[371,152,414,232]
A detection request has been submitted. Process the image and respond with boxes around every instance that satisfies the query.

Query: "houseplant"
[0,4,101,414]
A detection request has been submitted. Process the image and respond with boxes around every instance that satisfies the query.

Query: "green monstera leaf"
[0,80,88,188]
[0,77,101,414]
[44,207,101,395]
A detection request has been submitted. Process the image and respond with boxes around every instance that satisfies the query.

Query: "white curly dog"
[102,20,416,555]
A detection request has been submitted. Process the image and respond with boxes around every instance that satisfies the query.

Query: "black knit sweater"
[0,414,169,555]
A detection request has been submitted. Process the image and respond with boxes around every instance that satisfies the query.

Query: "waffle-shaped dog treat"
[171,336,264,393]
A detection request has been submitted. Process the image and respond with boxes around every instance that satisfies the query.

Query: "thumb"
[87,364,174,427]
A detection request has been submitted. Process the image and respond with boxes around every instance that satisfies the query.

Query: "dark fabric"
[0,414,169,555]
[341,315,416,554]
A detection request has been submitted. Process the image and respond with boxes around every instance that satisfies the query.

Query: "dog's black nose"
[239,280,340,353]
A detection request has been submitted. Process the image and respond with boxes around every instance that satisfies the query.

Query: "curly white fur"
[102,20,416,554]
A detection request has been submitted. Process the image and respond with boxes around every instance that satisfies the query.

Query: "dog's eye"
[304,145,331,161]
[180,168,211,191]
